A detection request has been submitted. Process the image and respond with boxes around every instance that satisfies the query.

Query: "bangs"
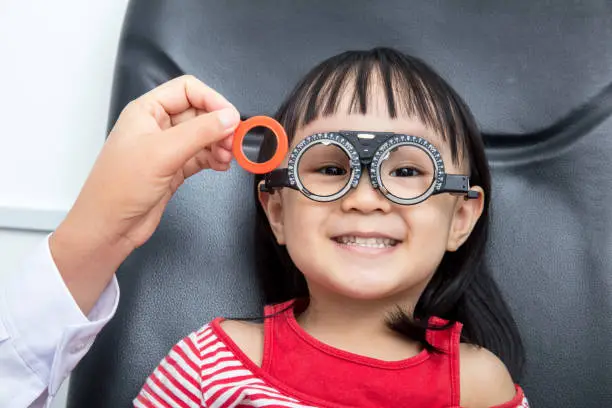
[275,48,472,165]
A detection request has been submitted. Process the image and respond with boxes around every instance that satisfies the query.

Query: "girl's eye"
[317,166,347,176]
[391,167,421,177]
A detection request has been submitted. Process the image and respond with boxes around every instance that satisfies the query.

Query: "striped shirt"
[135,324,320,408]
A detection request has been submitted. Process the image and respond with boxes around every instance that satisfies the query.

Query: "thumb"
[159,107,240,168]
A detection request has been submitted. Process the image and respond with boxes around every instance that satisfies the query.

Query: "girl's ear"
[447,186,485,252]
[257,181,286,245]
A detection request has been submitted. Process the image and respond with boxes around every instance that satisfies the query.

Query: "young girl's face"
[260,89,484,306]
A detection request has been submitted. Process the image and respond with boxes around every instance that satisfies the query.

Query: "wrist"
[49,214,134,315]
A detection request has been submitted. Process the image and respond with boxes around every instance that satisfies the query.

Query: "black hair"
[252,47,525,380]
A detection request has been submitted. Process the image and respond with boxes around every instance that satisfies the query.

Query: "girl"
[134,47,529,408]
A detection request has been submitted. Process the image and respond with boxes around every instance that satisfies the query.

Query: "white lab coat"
[0,236,119,408]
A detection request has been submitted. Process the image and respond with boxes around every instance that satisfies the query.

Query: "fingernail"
[218,108,240,130]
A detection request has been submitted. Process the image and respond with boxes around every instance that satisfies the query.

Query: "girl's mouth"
[332,236,400,248]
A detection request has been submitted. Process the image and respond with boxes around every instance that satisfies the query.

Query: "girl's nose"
[340,173,392,213]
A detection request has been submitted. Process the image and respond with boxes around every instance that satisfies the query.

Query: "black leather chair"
[68,1,612,407]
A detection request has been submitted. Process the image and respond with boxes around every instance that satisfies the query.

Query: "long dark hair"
[252,47,525,380]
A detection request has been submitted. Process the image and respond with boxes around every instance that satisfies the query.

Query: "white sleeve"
[0,234,120,408]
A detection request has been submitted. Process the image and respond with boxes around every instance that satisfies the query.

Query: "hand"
[50,75,240,313]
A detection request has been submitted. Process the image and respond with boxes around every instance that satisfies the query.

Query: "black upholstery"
[68,1,612,407]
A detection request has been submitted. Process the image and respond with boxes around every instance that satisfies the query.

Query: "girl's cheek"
[406,203,454,238]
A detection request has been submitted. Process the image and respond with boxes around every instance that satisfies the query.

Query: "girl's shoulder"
[205,300,296,368]
[426,318,525,407]
[458,343,524,408]
[218,319,264,366]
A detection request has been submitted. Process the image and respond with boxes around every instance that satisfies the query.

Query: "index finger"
[139,75,236,116]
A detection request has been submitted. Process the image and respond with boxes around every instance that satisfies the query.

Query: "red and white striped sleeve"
[133,331,204,408]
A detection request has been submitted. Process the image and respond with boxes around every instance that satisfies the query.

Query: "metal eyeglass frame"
[260,130,479,205]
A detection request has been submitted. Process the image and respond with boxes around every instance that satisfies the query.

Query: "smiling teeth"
[336,236,397,248]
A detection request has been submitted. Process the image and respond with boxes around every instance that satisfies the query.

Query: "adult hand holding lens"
[50,75,242,314]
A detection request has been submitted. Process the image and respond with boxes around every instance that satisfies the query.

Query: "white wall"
[0,1,130,407]
[0,0,129,230]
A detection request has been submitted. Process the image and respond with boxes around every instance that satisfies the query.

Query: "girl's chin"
[334,288,403,301]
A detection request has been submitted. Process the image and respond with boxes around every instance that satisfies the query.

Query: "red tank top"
[262,299,462,407]
[135,299,528,407]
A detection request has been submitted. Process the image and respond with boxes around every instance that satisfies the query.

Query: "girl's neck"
[294,290,423,361]
[297,295,397,333]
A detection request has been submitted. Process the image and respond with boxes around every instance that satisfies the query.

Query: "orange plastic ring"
[232,116,288,174]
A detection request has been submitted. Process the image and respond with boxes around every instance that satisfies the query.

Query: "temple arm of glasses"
[259,169,298,193]
[438,175,480,199]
